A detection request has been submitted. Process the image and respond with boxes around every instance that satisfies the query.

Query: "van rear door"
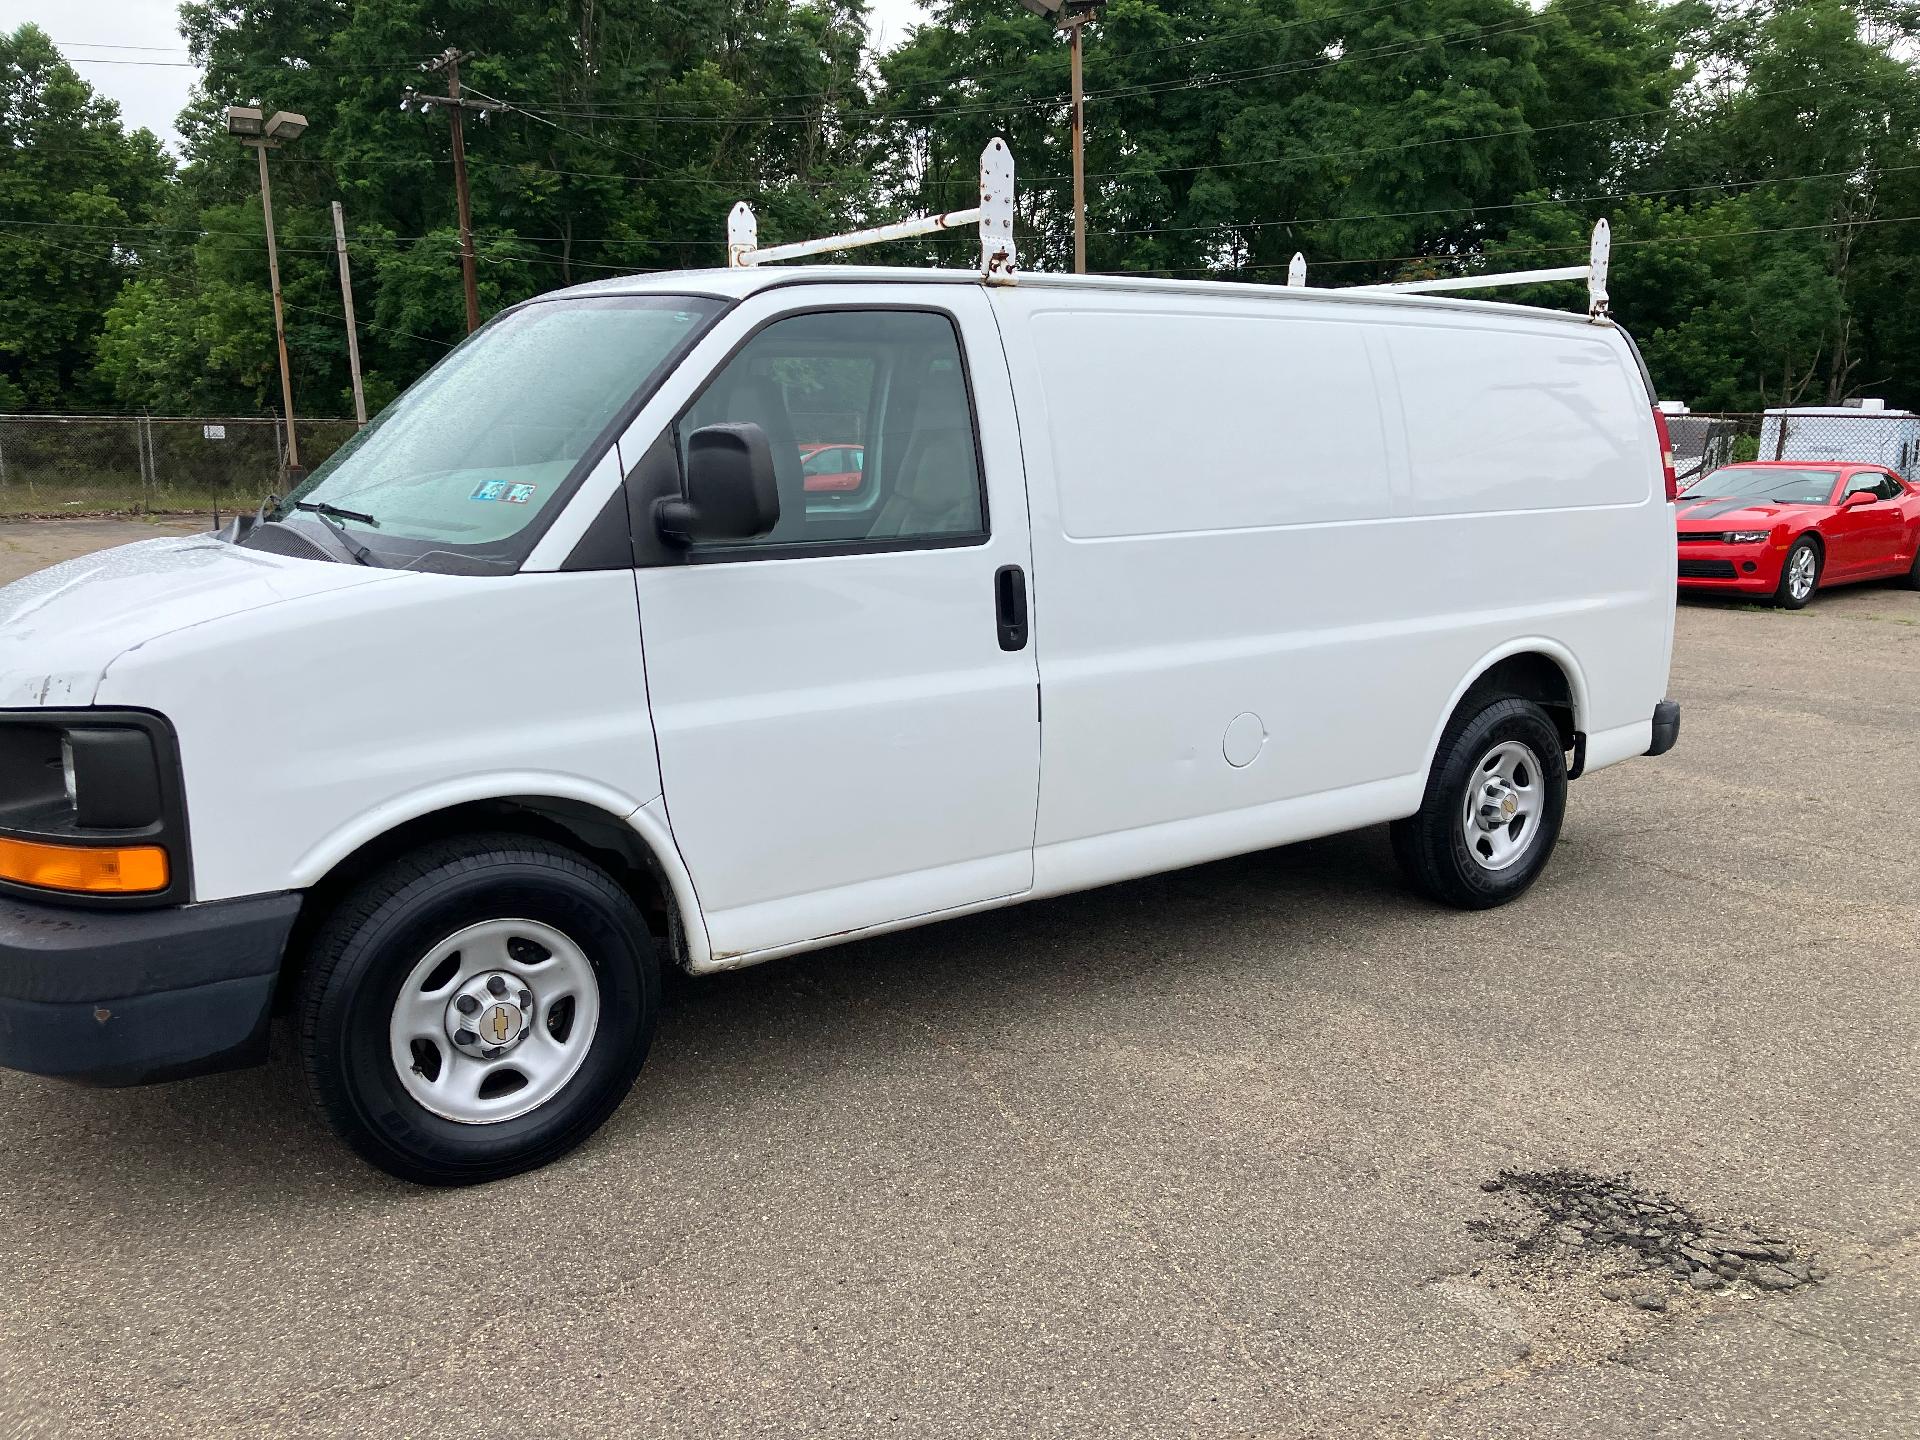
[631,287,1039,960]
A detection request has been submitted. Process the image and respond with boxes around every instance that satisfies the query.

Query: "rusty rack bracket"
[727,139,1018,284]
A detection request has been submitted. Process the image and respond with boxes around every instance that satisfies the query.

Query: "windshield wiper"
[294,499,380,527]
[293,501,381,566]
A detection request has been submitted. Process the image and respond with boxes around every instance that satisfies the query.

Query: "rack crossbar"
[1353,264,1590,295]
[737,207,983,267]
[725,139,1017,282]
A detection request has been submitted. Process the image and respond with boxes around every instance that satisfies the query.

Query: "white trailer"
[1759,402,1920,478]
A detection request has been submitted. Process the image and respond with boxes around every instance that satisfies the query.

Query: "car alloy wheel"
[1786,545,1817,603]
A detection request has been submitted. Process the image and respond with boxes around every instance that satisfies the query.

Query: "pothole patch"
[1471,1168,1825,1307]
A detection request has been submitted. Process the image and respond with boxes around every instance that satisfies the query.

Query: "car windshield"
[271,295,724,572]
[1689,466,1839,505]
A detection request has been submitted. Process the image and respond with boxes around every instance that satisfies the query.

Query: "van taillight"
[1651,406,1679,502]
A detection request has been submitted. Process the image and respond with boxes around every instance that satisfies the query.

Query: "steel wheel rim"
[387,918,602,1125]
[1460,739,1544,873]
[1788,547,1816,601]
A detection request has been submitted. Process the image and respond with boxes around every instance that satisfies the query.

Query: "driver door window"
[677,309,986,553]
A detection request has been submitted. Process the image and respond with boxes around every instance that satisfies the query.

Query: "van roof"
[540,264,1611,329]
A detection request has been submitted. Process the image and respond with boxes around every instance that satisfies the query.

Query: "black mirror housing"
[657,423,780,545]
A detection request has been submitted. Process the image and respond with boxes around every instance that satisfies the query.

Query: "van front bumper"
[0,891,300,1086]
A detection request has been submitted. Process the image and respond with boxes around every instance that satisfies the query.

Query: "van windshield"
[271,294,724,572]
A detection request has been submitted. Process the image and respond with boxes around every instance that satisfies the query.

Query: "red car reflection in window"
[799,444,865,493]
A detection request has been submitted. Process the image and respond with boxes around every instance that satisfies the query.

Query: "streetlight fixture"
[228,102,308,480]
[1018,0,1104,274]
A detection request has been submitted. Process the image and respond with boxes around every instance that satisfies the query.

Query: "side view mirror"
[656,423,780,545]
[1841,489,1877,508]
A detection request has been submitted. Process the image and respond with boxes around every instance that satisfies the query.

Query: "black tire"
[1774,536,1821,609]
[1391,697,1568,910]
[298,834,659,1186]
[1906,538,1920,590]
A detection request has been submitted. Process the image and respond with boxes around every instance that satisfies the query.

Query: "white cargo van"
[0,163,1679,1183]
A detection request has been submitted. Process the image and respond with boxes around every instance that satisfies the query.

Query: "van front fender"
[287,775,713,972]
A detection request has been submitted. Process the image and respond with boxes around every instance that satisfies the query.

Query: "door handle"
[994,564,1029,652]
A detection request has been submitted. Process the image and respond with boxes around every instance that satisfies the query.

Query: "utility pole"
[331,201,368,427]
[1066,13,1088,274]
[227,105,309,479]
[404,50,504,335]
[1017,0,1104,274]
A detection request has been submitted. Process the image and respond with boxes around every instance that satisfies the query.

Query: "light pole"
[228,104,308,479]
[1019,0,1105,274]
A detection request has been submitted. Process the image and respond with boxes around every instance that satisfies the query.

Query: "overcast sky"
[2,0,933,154]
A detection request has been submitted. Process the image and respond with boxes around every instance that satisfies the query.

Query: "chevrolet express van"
[0,264,1680,1184]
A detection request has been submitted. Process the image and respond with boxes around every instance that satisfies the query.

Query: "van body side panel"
[629,285,1042,960]
[1386,318,1671,745]
[997,288,1668,886]
[94,571,664,905]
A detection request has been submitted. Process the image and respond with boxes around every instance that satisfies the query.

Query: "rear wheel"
[1392,697,1568,909]
[298,835,659,1186]
[1775,537,1820,609]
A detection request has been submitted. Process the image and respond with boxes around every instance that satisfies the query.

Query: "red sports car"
[1676,461,1920,608]
[799,443,865,494]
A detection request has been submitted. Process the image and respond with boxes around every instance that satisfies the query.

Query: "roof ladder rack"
[727,138,1019,283]
[1292,219,1613,318]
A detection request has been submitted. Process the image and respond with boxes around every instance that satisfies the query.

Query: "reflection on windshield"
[273,295,723,572]
[1691,467,1838,505]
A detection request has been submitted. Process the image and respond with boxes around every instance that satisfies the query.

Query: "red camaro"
[799,443,865,494]
[1676,461,1920,608]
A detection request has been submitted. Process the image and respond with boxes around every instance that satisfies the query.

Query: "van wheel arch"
[276,798,687,1013]
[1446,651,1580,759]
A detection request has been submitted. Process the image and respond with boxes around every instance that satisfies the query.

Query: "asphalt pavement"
[0,520,1914,1438]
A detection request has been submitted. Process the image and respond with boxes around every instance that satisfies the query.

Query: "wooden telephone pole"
[330,202,368,427]
[1017,0,1104,274]
[403,50,504,334]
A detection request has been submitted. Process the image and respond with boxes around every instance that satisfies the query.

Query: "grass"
[0,489,271,519]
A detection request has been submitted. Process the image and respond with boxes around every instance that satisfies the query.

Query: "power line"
[280,299,456,349]
[1161,211,1920,276]
[504,0,1610,130]
[1095,160,1920,240]
[1037,76,1842,189]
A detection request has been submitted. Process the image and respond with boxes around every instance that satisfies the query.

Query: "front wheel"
[298,835,659,1186]
[1392,697,1568,909]
[1775,537,1820,609]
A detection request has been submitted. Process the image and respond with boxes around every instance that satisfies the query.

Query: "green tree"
[0,25,172,409]
[122,0,877,416]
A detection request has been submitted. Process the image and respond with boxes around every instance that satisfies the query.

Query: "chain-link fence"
[0,415,360,517]
[4,406,1914,517]
[1669,408,1920,493]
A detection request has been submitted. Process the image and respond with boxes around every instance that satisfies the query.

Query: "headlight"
[0,712,184,903]
[1725,530,1770,544]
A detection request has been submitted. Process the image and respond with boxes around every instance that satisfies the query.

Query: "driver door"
[1829,471,1902,576]
[629,289,1040,961]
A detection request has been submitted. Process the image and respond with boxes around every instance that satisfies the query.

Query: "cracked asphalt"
[0,520,1915,1438]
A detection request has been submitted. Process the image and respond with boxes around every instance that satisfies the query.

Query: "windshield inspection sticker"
[504,484,538,504]
[470,481,508,502]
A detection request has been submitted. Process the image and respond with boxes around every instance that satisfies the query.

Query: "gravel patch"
[1474,1168,1827,1304]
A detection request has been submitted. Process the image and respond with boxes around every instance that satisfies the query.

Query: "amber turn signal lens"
[0,837,169,894]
